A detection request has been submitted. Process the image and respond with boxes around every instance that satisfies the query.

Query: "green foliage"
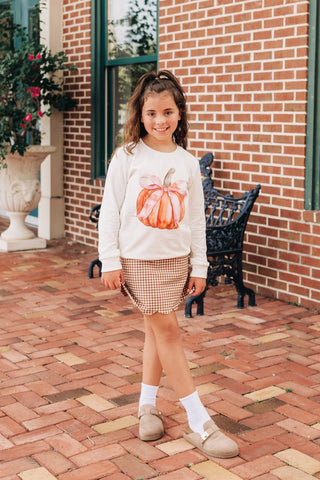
[0,4,77,162]
[107,0,157,60]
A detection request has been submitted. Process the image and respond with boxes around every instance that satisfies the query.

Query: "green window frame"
[305,0,320,210]
[91,0,158,179]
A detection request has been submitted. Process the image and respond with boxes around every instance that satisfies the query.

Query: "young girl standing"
[98,70,238,458]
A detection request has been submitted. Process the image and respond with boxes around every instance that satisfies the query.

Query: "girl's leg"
[144,310,210,435]
[139,320,162,409]
[142,318,163,386]
[143,310,238,458]
[138,319,164,441]
[144,310,195,398]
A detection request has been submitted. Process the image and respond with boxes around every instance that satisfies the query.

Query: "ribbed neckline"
[140,138,179,155]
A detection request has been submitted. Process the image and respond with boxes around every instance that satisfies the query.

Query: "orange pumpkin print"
[136,168,187,229]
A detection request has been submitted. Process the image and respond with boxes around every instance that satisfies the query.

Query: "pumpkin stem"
[163,168,175,187]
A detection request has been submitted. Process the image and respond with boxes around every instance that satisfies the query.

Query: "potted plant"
[0,4,77,250]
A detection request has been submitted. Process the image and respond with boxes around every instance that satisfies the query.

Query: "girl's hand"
[187,276,206,296]
[101,270,124,290]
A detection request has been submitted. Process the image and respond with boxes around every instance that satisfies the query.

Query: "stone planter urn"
[0,145,56,252]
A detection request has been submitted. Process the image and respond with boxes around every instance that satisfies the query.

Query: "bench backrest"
[199,153,261,255]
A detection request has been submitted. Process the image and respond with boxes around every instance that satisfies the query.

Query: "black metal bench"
[88,204,102,279]
[88,153,261,316]
[185,153,261,317]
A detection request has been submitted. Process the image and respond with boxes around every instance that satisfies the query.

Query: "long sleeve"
[98,149,129,272]
[188,162,209,278]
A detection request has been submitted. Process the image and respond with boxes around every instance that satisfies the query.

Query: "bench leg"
[233,256,256,308]
[235,281,256,308]
[235,283,256,309]
[88,259,102,279]
[237,294,244,309]
[184,289,207,318]
[248,290,256,307]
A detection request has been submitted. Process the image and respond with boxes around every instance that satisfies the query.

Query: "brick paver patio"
[0,220,320,479]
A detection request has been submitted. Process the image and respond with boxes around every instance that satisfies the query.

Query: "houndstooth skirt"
[120,256,190,315]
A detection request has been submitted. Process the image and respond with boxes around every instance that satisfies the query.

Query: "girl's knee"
[145,312,181,342]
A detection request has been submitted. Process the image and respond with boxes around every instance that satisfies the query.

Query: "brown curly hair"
[123,70,189,154]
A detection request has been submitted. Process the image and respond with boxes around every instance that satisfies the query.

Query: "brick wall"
[62,0,319,311]
[158,0,319,311]
[63,0,104,247]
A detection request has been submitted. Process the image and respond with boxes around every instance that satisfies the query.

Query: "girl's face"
[141,91,181,151]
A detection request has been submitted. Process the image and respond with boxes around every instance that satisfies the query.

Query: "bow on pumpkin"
[136,168,187,229]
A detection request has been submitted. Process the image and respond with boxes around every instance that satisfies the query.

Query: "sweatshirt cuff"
[100,256,122,272]
[190,264,208,279]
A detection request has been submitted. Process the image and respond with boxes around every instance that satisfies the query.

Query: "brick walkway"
[0,222,320,479]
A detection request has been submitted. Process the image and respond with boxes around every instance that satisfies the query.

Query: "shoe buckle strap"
[200,424,219,443]
[201,430,210,441]
[139,407,162,420]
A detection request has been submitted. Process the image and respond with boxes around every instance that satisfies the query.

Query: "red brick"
[58,460,118,480]
[0,440,49,461]
[0,458,39,477]
[71,444,127,467]
[112,454,157,479]
[0,417,25,437]
[240,439,286,462]
[23,412,72,431]
[12,426,62,445]
[152,450,206,473]
[276,404,319,425]
[33,450,75,475]
[121,438,165,462]
[232,455,284,479]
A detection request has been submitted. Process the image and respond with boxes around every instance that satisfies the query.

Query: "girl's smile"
[141,91,181,152]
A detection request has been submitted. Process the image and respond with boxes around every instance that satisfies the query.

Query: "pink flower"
[37,110,44,118]
[30,87,40,97]
[36,53,42,59]
[20,123,26,128]
[24,113,32,122]
[28,54,34,60]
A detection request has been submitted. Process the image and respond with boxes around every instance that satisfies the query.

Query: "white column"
[38,0,65,239]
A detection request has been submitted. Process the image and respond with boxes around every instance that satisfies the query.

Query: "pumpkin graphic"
[136,168,187,229]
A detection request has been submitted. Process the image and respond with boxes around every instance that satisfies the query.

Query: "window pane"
[28,6,40,46]
[109,61,157,155]
[0,3,13,54]
[107,0,157,60]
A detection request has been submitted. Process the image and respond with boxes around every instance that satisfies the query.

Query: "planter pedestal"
[0,236,46,252]
[0,145,56,251]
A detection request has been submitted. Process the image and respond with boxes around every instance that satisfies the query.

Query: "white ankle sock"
[139,383,159,409]
[180,390,211,435]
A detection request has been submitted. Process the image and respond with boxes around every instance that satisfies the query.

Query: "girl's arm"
[98,148,129,273]
[188,161,209,279]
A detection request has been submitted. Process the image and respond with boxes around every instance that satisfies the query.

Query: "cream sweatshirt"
[98,140,208,278]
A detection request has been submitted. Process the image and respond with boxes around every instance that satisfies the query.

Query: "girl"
[99,70,238,458]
